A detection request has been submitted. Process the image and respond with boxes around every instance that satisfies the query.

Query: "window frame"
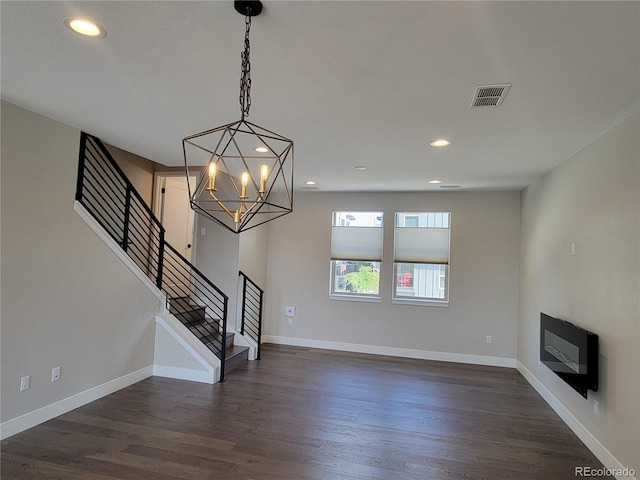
[392,211,451,307]
[329,211,383,302]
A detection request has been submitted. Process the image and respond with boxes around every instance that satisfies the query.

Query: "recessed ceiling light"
[64,18,106,38]
[430,139,451,147]
[428,180,442,184]
[255,146,269,153]
[305,181,316,185]
[354,166,367,171]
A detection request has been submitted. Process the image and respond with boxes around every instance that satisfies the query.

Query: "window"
[393,212,451,305]
[330,211,383,300]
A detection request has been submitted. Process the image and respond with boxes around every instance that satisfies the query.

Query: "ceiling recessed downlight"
[354,165,367,171]
[305,181,316,185]
[64,18,106,38]
[255,146,269,153]
[428,180,442,184]
[430,139,451,147]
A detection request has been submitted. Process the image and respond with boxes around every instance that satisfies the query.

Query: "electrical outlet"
[51,366,61,382]
[20,375,30,392]
[288,317,293,326]
[486,336,492,344]
[593,399,599,415]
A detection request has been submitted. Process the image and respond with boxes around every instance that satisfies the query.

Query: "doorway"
[153,173,198,297]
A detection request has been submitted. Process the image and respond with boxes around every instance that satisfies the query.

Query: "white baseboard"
[262,335,517,368]
[0,366,153,440]
[516,361,636,480]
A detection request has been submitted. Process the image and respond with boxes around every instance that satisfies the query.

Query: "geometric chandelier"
[183,0,294,234]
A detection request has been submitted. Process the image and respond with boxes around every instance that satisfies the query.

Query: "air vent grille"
[471,84,511,108]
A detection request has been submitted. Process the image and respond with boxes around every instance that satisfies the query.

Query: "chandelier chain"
[239,14,252,118]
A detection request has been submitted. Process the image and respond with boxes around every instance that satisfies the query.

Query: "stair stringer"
[154,314,220,384]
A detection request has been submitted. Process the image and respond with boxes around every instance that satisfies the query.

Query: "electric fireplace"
[540,312,599,398]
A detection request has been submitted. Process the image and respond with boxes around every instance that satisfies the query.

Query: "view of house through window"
[394,212,451,303]
[330,211,383,298]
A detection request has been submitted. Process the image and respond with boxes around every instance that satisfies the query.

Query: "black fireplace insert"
[540,312,599,398]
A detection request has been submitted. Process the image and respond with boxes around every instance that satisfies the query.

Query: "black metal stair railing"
[75,132,230,381]
[238,271,264,360]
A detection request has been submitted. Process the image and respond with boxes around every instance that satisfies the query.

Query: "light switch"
[285,305,296,317]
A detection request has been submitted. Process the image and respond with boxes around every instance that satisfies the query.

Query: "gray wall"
[194,216,241,326]
[239,224,269,289]
[264,190,520,360]
[518,110,639,472]
[1,101,163,423]
[106,143,157,207]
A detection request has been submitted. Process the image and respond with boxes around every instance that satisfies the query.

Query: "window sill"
[329,294,382,303]
[392,297,449,307]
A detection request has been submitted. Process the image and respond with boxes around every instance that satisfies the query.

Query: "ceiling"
[2,1,638,192]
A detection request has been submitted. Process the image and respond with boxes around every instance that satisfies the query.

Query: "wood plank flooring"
[1,344,613,479]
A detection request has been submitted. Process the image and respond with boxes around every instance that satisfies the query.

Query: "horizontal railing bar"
[244,324,259,336]
[87,136,166,235]
[245,297,261,311]
[163,242,228,302]
[239,271,264,295]
[82,173,126,216]
[83,167,127,208]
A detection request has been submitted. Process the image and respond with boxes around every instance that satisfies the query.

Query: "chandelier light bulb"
[240,171,249,198]
[208,162,217,190]
[260,164,269,193]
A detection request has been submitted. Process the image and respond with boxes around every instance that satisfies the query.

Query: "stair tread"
[169,298,206,315]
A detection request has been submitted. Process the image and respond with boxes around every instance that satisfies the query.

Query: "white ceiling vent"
[471,84,511,107]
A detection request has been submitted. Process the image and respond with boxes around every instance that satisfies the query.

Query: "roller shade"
[394,227,450,264]
[331,226,383,261]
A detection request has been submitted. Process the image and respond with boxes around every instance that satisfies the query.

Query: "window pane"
[332,260,380,295]
[394,263,448,300]
[393,212,450,303]
[330,212,383,298]
[333,211,383,227]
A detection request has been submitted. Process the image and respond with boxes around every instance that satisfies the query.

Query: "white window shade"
[331,226,383,261]
[394,227,450,264]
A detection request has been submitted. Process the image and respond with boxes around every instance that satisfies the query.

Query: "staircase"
[75,132,261,382]
[170,297,249,373]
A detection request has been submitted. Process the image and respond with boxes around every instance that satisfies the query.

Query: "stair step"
[169,299,248,374]
[224,345,250,373]
[173,308,206,322]
[188,324,235,348]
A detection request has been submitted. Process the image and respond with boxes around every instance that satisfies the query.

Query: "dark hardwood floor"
[2,344,612,479]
